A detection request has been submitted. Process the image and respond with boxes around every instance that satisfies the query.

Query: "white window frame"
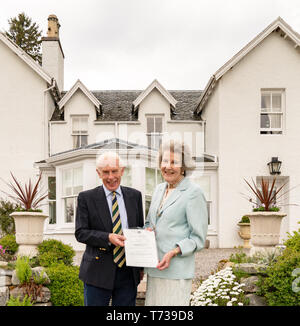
[260,89,284,135]
[61,165,83,224]
[145,167,163,217]
[71,115,89,148]
[48,176,56,225]
[146,114,164,149]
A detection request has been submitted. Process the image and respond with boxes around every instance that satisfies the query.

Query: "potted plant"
[244,177,287,255]
[237,215,251,249]
[2,172,48,257]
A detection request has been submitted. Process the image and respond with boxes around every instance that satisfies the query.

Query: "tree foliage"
[5,12,42,64]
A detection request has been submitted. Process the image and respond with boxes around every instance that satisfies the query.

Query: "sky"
[1,0,300,91]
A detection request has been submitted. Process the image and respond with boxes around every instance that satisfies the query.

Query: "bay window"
[62,167,83,223]
[48,176,56,224]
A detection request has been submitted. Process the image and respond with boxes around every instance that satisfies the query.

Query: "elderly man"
[75,152,144,306]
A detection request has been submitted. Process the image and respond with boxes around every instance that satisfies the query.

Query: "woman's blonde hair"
[158,139,195,174]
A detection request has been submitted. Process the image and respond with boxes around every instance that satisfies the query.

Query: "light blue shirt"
[102,185,128,230]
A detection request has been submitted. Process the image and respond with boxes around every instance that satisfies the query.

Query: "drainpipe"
[43,78,56,158]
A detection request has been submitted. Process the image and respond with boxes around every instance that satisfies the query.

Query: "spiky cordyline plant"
[1,172,48,211]
[244,177,286,211]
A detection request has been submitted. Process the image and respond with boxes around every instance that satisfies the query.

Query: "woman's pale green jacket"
[144,177,208,280]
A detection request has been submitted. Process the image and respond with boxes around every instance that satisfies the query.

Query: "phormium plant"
[244,177,287,211]
[1,172,48,211]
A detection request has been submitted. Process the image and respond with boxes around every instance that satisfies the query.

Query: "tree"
[5,12,42,64]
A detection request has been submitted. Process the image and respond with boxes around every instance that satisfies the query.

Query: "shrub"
[239,216,250,223]
[6,295,33,306]
[0,199,18,235]
[284,226,300,252]
[15,256,32,284]
[0,234,18,255]
[37,239,75,267]
[258,246,300,306]
[46,264,84,306]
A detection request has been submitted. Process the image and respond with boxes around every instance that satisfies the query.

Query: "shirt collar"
[102,184,122,197]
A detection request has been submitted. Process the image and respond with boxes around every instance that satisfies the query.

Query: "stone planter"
[245,212,286,255]
[238,223,251,249]
[10,212,48,257]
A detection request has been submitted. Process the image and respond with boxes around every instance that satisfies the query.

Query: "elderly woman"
[144,140,208,306]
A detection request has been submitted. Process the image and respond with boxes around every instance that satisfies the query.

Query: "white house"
[1,15,299,252]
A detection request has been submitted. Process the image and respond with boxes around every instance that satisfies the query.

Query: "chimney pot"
[47,14,60,38]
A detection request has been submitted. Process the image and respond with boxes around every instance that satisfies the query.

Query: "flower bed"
[190,267,247,306]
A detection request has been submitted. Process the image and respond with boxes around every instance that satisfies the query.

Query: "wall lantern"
[268,157,282,175]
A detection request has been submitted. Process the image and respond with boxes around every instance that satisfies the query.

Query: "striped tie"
[111,191,126,268]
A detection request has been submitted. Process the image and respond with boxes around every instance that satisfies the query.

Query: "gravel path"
[194,248,250,280]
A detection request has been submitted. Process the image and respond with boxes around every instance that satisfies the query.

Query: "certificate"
[123,228,158,268]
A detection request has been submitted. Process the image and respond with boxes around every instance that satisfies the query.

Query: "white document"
[123,228,159,268]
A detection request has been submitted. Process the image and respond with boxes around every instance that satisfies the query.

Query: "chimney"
[42,15,64,91]
[47,14,60,38]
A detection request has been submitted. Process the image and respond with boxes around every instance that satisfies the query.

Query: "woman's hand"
[156,247,181,271]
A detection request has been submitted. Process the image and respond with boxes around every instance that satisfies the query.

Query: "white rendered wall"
[209,31,300,247]
[0,39,53,194]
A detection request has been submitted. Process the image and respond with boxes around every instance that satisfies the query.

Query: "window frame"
[71,115,89,148]
[48,176,56,225]
[146,114,164,149]
[260,89,284,135]
[145,167,163,217]
[61,166,83,224]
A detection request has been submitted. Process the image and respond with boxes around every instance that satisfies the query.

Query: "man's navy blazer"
[75,185,144,290]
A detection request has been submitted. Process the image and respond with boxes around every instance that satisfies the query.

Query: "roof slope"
[51,89,202,121]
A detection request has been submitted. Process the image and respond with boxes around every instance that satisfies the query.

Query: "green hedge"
[258,227,300,306]
[37,239,75,267]
[0,234,18,255]
[46,264,84,306]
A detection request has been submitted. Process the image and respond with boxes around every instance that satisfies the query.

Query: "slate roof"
[50,90,203,121]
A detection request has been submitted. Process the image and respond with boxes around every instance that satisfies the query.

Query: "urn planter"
[245,211,286,255]
[10,212,48,257]
[238,222,251,249]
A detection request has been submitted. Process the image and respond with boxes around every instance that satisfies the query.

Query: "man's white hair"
[96,151,125,169]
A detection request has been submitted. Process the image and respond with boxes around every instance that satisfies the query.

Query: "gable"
[63,88,98,119]
[195,17,300,115]
[58,79,101,114]
[132,79,177,114]
[0,32,52,85]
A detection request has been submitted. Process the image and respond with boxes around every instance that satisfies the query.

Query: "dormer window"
[72,115,88,148]
[146,115,163,149]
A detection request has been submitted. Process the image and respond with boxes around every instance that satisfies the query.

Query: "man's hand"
[109,233,126,247]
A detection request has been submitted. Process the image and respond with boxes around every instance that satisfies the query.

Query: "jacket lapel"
[158,177,190,216]
[94,186,113,232]
[153,183,166,218]
[121,186,136,228]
